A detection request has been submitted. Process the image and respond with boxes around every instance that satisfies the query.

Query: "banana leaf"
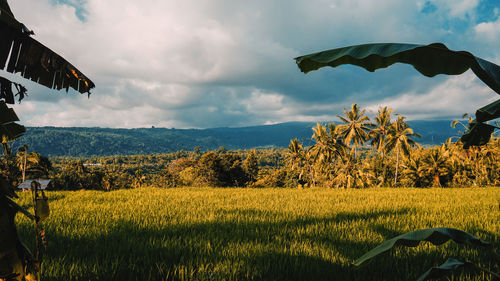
[0,0,94,96]
[295,43,500,147]
[416,259,472,281]
[295,43,500,96]
[0,123,25,143]
[0,76,27,104]
[461,120,497,148]
[0,101,25,143]
[0,0,24,32]
[4,196,36,221]
[0,101,19,124]
[476,99,500,123]
[353,228,490,266]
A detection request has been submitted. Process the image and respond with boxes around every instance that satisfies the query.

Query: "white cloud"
[475,17,500,41]
[3,0,497,129]
[365,71,497,120]
[447,0,479,18]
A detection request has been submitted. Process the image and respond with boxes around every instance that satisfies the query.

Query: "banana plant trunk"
[434,173,441,187]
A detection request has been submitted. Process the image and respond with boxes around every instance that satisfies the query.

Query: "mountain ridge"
[16,120,461,157]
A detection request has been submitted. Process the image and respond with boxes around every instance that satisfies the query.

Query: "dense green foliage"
[14,187,500,281]
[16,121,460,157]
[44,149,282,190]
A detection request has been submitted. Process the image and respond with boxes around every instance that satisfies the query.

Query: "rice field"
[14,187,500,281]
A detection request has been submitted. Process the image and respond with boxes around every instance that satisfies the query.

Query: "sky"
[3,0,500,128]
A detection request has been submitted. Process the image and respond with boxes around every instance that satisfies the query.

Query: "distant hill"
[16,120,461,157]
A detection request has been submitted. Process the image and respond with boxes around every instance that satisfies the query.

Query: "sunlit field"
[15,187,499,281]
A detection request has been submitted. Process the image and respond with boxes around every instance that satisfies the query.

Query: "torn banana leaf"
[0,101,25,143]
[0,76,28,104]
[0,0,94,95]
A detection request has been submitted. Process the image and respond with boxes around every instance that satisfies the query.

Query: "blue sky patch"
[421,1,438,14]
[52,0,87,21]
[476,0,500,23]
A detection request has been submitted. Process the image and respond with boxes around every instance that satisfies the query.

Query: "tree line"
[1,104,498,190]
[277,104,499,188]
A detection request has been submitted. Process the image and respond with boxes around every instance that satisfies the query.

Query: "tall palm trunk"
[394,147,399,186]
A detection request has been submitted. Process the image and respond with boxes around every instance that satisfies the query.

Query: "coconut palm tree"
[422,144,450,186]
[287,138,317,185]
[335,103,373,158]
[331,153,375,188]
[385,115,420,186]
[309,123,345,169]
[370,106,393,156]
[402,152,424,187]
[286,138,305,171]
[16,151,52,180]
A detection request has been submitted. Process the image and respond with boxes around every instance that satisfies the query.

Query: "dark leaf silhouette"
[416,259,472,281]
[0,100,25,142]
[0,76,28,104]
[353,228,490,266]
[0,0,94,95]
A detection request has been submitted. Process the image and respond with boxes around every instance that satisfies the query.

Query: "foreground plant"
[0,0,95,279]
[353,228,499,280]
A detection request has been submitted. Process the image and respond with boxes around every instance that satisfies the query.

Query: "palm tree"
[287,138,315,185]
[402,149,425,187]
[385,115,420,186]
[309,123,345,169]
[16,151,52,180]
[286,138,305,171]
[370,106,393,156]
[422,144,450,186]
[331,153,375,188]
[335,104,374,158]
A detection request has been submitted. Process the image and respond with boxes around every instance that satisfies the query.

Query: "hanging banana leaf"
[353,228,490,266]
[0,76,27,104]
[416,259,473,281]
[461,120,498,148]
[0,0,94,97]
[295,43,500,95]
[0,101,25,143]
[476,99,500,122]
[0,0,25,32]
[295,43,500,147]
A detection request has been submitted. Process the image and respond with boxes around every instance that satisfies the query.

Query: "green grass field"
[14,187,500,281]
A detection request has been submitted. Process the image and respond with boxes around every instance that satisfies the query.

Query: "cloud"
[446,0,479,18]
[365,71,497,120]
[3,0,498,129]
[475,17,500,42]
